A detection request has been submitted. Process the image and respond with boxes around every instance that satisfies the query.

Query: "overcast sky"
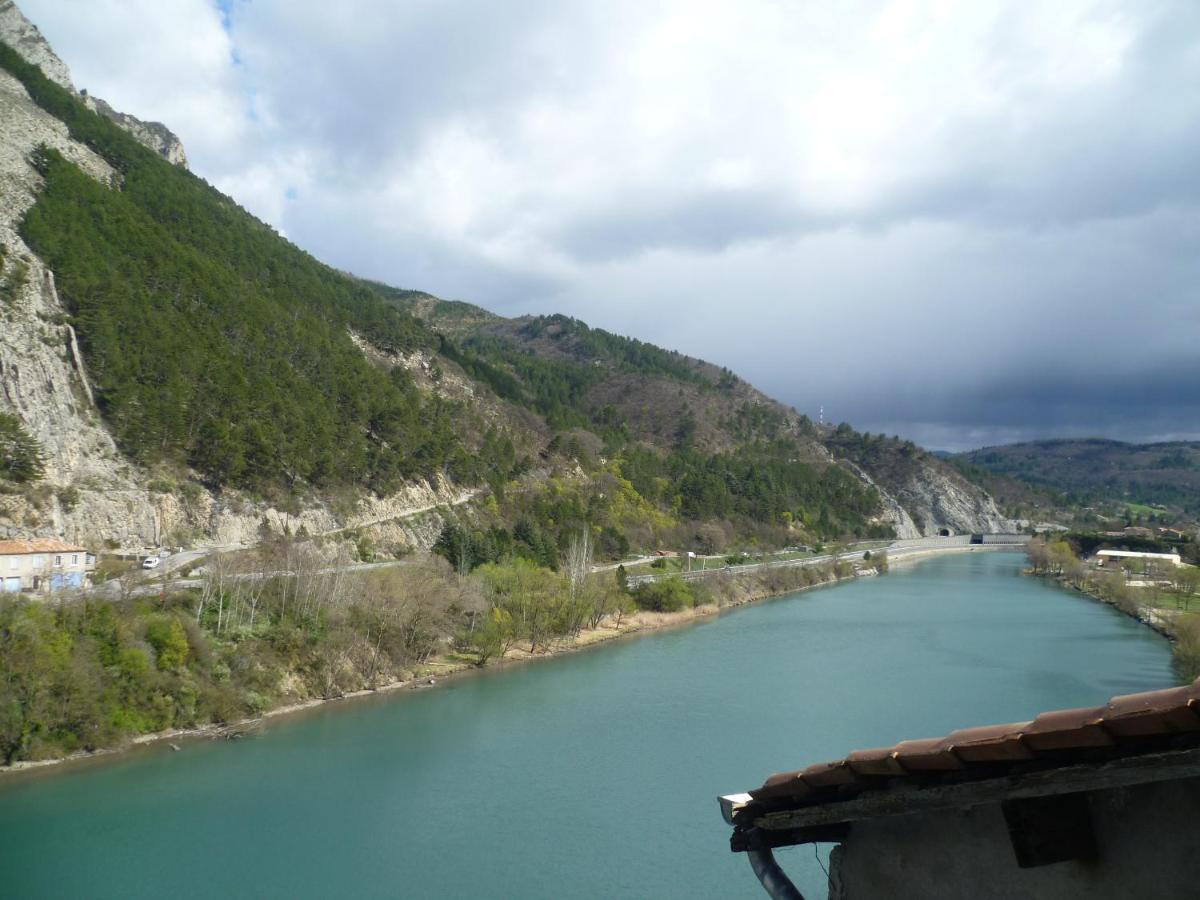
[22,0,1200,450]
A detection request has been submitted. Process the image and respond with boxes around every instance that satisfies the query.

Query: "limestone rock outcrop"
[80,91,188,168]
[0,0,69,90]
[875,456,1017,537]
[0,1,188,168]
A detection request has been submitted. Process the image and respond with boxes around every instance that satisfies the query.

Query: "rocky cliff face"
[0,0,68,89]
[0,65,142,531]
[878,456,1017,536]
[0,64,215,548]
[0,1,188,168]
[80,91,188,167]
[822,427,1018,538]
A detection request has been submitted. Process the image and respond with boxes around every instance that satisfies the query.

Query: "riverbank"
[0,560,852,778]
[885,543,1021,568]
[1027,568,1191,679]
[0,546,1041,779]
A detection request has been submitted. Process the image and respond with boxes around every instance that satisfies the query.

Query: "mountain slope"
[373,301,1014,539]
[0,13,1012,553]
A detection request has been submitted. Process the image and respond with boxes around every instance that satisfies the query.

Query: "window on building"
[54,555,62,567]
[6,556,17,571]
[72,554,79,565]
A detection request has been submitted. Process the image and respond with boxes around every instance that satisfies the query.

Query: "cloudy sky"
[22,0,1200,450]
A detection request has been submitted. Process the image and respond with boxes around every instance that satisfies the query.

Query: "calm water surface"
[0,553,1175,898]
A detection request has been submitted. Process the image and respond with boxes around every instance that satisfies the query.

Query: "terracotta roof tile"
[1100,686,1200,736]
[754,772,811,802]
[0,539,88,554]
[744,677,1200,810]
[799,760,857,789]
[845,747,907,777]
[1023,706,1112,751]
[942,721,1034,763]
[890,737,964,772]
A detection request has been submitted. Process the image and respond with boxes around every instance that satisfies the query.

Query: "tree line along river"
[0,552,1175,898]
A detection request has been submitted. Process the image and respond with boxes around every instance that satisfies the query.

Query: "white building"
[0,539,96,593]
[1095,549,1182,569]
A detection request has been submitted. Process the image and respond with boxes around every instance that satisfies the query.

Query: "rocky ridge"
[0,1,188,167]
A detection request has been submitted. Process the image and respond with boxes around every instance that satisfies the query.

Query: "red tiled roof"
[0,539,88,555]
[746,678,1200,813]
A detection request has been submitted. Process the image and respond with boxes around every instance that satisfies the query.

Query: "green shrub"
[633,576,695,612]
[145,617,190,671]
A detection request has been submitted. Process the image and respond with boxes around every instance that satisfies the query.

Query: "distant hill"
[955,439,1200,516]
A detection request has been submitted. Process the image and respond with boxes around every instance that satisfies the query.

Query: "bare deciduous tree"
[564,527,593,601]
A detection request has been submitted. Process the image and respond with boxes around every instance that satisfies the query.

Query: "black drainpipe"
[747,845,805,900]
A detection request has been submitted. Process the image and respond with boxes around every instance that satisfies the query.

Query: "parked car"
[142,557,160,570]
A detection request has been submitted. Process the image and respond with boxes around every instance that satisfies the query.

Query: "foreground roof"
[0,539,88,554]
[722,678,1200,833]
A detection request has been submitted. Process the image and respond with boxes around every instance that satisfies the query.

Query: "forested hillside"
[3,42,486,498]
[0,38,893,549]
[1,30,1013,557]
[956,439,1200,516]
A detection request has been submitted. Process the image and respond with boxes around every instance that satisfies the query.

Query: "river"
[0,552,1175,898]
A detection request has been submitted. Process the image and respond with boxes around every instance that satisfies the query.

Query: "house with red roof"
[0,539,96,593]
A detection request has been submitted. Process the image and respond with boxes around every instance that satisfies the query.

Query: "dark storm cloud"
[556,188,825,262]
[855,358,1200,451]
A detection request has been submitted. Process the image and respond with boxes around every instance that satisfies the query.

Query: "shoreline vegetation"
[0,587,801,779]
[0,542,1051,782]
[1024,538,1199,681]
[0,544,1035,779]
[0,544,1020,779]
[0,544,1029,779]
[1,547,875,777]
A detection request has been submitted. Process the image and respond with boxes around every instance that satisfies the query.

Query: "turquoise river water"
[0,552,1176,898]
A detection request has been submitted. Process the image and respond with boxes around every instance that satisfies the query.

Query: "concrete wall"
[829,777,1200,899]
[888,536,973,550]
[981,533,1031,545]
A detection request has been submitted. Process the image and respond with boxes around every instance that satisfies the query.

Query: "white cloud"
[22,0,249,166]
